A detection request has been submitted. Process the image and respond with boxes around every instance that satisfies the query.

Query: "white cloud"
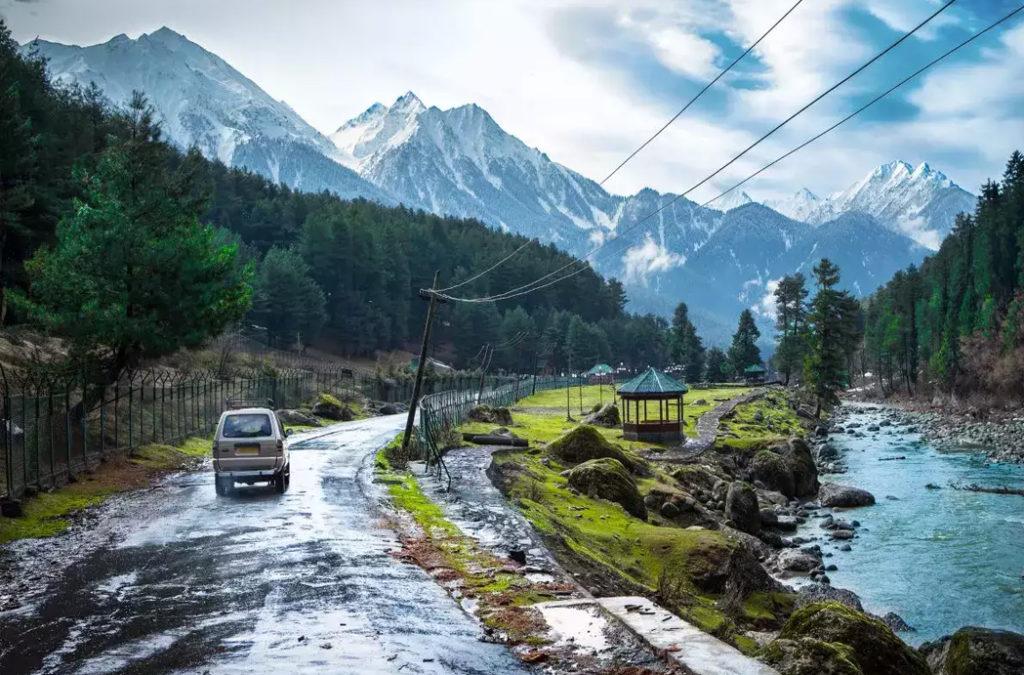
[622,233,685,285]
[752,278,781,320]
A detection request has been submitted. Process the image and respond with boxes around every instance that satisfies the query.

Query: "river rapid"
[800,402,1024,645]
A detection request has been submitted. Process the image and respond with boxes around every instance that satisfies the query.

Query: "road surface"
[0,415,528,674]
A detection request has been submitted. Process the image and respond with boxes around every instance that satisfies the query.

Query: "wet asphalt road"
[0,415,529,674]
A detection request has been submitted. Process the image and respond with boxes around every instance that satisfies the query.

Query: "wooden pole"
[402,272,445,453]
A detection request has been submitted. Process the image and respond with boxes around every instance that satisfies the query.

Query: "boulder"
[566,458,646,519]
[312,399,354,421]
[467,405,514,426]
[777,549,821,573]
[762,638,861,675]
[582,403,621,427]
[751,449,795,498]
[725,481,760,535]
[796,584,864,612]
[378,403,400,415]
[920,627,1024,675]
[817,443,841,462]
[547,425,646,475]
[785,439,820,498]
[777,602,930,675]
[276,409,321,427]
[820,483,876,508]
[882,612,914,633]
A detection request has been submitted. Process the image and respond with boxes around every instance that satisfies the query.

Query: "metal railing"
[0,366,488,502]
[416,374,578,487]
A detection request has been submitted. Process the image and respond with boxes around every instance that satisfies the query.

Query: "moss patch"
[374,442,567,649]
[1,436,210,544]
[717,390,805,452]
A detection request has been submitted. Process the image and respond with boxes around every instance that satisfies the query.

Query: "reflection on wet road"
[0,416,528,674]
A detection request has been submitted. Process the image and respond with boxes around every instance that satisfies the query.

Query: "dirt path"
[651,389,764,462]
[0,416,528,674]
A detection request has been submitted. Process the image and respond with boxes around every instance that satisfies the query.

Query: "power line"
[700,4,1024,211]
[441,0,957,305]
[434,2,804,296]
[599,0,805,186]
[436,240,532,293]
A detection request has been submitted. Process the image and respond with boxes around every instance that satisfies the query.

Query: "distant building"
[584,363,615,384]
[743,364,767,384]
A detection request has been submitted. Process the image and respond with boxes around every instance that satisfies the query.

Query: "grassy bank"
[374,438,568,647]
[0,437,210,544]
[717,389,804,451]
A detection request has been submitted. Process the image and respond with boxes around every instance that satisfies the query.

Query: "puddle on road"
[535,602,611,653]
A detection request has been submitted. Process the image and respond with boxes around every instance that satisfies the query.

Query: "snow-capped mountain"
[805,160,974,249]
[25,27,972,344]
[764,188,821,223]
[23,28,389,203]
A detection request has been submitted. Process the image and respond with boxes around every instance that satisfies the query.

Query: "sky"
[3,0,1023,202]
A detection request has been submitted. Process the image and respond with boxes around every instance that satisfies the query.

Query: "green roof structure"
[617,367,689,395]
[584,363,614,376]
[743,364,767,374]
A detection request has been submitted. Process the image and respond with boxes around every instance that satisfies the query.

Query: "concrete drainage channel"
[412,447,779,675]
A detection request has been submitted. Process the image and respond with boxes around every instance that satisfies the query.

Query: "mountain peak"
[148,26,186,41]
[393,91,424,113]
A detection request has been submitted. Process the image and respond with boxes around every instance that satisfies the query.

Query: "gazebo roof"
[585,363,614,376]
[618,367,688,396]
[744,364,767,374]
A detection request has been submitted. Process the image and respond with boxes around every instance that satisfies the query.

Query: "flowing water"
[800,403,1024,645]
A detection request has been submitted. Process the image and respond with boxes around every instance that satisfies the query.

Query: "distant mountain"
[26,28,966,345]
[22,28,390,203]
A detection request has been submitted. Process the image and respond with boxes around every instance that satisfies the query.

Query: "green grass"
[374,439,558,645]
[717,389,803,451]
[492,385,751,443]
[1,436,211,544]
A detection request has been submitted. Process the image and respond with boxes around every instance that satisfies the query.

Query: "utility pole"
[402,272,445,453]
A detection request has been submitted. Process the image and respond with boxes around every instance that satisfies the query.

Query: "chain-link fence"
[416,374,579,486]
[0,366,491,502]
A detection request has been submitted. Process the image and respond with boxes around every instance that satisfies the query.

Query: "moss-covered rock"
[779,602,929,675]
[725,481,760,535]
[547,425,646,474]
[762,637,861,675]
[566,457,647,519]
[467,405,514,426]
[582,403,621,427]
[921,626,1024,675]
[784,438,819,498]
[751,449,795,497]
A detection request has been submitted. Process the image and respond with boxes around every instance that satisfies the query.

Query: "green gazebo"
[743,364,767,383]
[617,367,688,444]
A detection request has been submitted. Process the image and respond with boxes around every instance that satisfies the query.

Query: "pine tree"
[728,309,761,378]
[805,259,859,416]
[250,247,326,347]
[772,273,808,384]
[705,347,730,382]
[14,93,252,384]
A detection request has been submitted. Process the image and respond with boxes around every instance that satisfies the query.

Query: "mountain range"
[23,27,977,344]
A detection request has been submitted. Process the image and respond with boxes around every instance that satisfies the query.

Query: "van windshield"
[223,414,272,438]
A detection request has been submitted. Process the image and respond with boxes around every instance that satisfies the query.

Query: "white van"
[212,407,291,495]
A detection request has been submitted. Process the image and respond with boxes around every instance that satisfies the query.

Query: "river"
[800,402,1024,645]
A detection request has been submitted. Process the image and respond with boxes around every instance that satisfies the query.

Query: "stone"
[751,449,795,497]
[819,482,876,508]
[778,602,930,675]
[762,637,862,675]
[725,481,760,535]
[582,403,621,427]
[882,612,914,633]
[276,409,321,427]
[547,425,647,475]
[759,508,779,526]
[565,458,647,519]
[817,443,841,462]
[379,403,400,415]
[796,584,864,612]
[830,529,855,540]
[467,405,513,426]
[312,399,354,421]
[778,549,821,573]
[920,626,1024,675]
[0,499,24,518]
[508,549,527,565]
[659,500,680,518]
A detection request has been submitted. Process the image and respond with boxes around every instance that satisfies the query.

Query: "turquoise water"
[803,403,1024,645]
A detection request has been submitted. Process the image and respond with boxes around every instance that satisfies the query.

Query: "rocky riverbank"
[841,395,1024,463]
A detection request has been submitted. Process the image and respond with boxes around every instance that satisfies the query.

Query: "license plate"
[234,445,260,456]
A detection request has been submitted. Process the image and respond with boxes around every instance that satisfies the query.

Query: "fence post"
[64,382,73,481]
